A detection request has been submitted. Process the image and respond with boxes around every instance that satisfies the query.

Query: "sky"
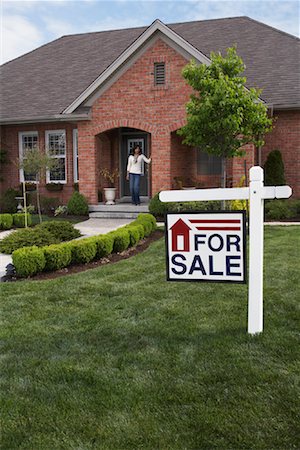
[1,0,299,64]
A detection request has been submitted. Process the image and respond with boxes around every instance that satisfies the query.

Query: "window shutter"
[154,62,165,85]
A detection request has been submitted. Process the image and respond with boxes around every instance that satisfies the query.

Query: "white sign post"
[159,166,292,335]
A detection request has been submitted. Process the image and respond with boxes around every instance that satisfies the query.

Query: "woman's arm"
[126,155,133,180]
[142,154,152,164]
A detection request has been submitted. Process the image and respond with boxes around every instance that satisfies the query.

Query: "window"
[73,129,79,182]
[197,149,222,175]
[154,62,165,85]
[18,131,38,182]
[46,130,67,183]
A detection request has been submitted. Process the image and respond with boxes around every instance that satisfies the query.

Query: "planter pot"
[103,187,116,205]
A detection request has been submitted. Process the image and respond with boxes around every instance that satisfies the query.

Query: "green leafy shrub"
[43,243,72,271]
[265,199,298,220]
[138,213,157,231]
[93,235,114,258]
[0,188,20,213]
[0,228,59,254]
[38,221,80,241]
[69,238,97,263]
[135,215,153,237]
[13,213,32,228]
[149,193,221,217]
[12,246,46,277]
[67,191,89,216]
[0,213,13,230]
[125,225,141,247]
[109,229,130,253]
[264,149,285,186]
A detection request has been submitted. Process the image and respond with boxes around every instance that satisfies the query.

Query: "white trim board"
[63,19,211,114]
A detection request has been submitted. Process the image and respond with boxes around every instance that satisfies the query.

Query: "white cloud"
[1,14,45,63]
[43,17,76,36]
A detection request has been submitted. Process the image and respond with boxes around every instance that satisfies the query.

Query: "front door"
[121,134,149,197]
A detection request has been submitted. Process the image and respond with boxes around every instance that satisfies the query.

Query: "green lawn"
[30,214,88,225]
[0,226,299,449]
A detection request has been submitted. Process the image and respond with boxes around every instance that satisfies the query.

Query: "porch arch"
[92,119,155,136]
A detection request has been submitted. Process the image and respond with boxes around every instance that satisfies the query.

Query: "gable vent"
[154,62,166,85]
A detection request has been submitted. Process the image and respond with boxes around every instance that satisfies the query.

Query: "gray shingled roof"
[1,16,299,121]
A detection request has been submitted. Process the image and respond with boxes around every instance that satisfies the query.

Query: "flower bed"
[12,214,157,278]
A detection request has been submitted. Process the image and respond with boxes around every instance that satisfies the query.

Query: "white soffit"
[63,19,211,114]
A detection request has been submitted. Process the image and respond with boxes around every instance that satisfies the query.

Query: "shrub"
[67,191,89,216]
[93,235,114,258]
[43,243,72,271]
[125,225,141,247]
[37,221,80,241]
[0,213,13,230]
[264,149,285,186]
[109,229,130,253]
[135,215,153,237]
[12,246,46,277]
[69,238,97,263]
[138,213,156,231]
[13,213,32,228]
[0,227,59,254]
[149,193,221,217]
[0,188,20,213]
[265,199,297,220]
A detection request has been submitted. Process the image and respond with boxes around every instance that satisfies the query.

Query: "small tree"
[178,47,273,197]
[18,147,58,223]
[264,149,285,186]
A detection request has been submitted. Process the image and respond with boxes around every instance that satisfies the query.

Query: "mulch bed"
[12,229,164,282]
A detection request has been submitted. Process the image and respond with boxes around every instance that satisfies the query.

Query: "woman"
[126,145,152,205]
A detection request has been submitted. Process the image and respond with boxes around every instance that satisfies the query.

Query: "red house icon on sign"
[170,219,191,252]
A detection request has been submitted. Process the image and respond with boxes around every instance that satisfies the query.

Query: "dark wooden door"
[121,134,149,197]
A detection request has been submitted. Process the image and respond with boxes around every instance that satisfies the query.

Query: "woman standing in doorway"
[126,145,152,205]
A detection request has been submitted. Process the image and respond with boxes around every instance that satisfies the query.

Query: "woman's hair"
[132,145,142,155]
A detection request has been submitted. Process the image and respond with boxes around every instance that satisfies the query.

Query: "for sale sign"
[165,211,246,283]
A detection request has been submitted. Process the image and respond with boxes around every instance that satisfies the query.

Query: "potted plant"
[100,168,119,205]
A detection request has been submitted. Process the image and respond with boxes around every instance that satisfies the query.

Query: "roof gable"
[63,19,211,114]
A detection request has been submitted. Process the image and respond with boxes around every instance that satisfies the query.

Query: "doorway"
[120,130,149,197]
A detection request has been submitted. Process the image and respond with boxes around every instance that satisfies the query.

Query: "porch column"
[77,124,98,204]
[151,130,172,194]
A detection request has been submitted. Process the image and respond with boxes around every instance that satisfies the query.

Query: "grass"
[0,226,299,449]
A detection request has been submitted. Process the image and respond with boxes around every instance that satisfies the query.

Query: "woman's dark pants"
[129,173,141,205]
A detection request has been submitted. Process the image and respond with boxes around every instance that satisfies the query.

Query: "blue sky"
[1,0,299,64]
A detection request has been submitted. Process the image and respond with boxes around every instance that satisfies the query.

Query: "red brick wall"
[0,123,76,204]
[78,38,192,203]
[262,110,300,197]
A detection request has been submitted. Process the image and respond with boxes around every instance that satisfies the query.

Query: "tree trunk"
[22,181,28,228]
[36,177,42,223]
[221,157,227,210]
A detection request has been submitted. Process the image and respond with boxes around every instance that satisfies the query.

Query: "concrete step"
[89,203,149,219]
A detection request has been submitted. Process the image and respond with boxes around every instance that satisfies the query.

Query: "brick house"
[1,17,299,206]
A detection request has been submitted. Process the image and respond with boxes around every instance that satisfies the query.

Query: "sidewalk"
[0,218,133,280]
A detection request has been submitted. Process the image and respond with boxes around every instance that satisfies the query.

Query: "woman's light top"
[127,154,151,174]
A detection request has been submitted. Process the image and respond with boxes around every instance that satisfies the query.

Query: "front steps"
[89,203,149,219]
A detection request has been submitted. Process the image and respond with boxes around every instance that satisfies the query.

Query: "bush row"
[12,214,157,278]
[0,213,32,230]
[149,193,222,218]
[0,220,81,254]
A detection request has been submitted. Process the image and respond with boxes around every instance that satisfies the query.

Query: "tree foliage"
[178,47,273,159]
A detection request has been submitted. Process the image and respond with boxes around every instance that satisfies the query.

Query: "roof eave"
[62,19,211,114]
[0,113,91,126]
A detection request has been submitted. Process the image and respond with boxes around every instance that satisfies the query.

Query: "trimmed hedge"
[13,213,32,228]
[109,229,131,253]
[43,243,72,271]
[11,213,157,277]
[0,214,13,230]
[12,246,45,278]
[70,238,97,264]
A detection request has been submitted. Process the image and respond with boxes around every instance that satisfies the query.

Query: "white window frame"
[18,131,39,183]
[45,129,67,184]
[73,129,79,183]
